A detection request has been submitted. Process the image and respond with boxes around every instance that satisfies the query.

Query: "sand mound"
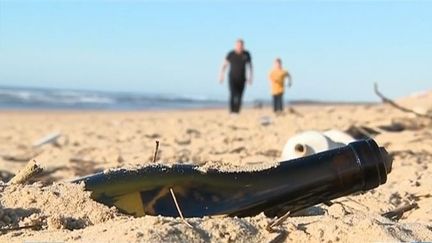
[0,182,117,232]
[396,90,432,115]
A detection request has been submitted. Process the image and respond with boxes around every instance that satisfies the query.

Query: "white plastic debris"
[281,130,355,161]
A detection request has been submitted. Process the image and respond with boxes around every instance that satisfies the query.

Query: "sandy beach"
[0,92,431,242]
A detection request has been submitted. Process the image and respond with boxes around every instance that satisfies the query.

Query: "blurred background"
[0,0,431,109]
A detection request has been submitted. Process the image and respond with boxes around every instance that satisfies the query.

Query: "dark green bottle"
[72,139,392,217]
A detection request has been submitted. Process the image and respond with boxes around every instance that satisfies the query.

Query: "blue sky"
[0,0,431,101]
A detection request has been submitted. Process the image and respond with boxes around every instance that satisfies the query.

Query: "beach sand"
[0,92,431,242]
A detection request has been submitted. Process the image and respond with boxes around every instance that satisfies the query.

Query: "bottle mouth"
[379,146,392,174]
[348,139,393,190]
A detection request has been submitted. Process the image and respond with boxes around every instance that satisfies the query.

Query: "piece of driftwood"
[288,107,303,117]
[345,125,381,139]
[8,160,43,185]
[374,83,432,119]
[33,132,62,148]
[0,224,41,233]
[381,202,418,221]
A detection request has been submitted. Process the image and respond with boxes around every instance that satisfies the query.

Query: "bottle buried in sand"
[72,139,392,218]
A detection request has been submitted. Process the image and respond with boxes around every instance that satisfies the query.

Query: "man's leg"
[275,94,283,112]
[229,81,236,113]
[229,80,244,113]
[273,95,277,112]
[279,93,284,111]
[235,82,245,113]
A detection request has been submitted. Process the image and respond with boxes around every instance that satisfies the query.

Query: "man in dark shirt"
[219,39,253,114]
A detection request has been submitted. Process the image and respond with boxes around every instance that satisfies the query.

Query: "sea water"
[0,86,226,110]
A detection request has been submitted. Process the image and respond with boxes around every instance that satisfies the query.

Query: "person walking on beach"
[269,58,292,113]
[219,39,253,114]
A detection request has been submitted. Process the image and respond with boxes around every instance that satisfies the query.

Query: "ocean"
[0,86,226,110]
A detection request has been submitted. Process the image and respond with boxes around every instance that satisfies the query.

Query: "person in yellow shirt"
[269,58,292,113]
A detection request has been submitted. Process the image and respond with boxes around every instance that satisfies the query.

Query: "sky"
[0,0,431,102]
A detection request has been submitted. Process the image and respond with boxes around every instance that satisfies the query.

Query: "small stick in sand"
[8,160,43,185]
[266,211,291,232]
[374,83,432,119]
[169,188,193,228]
[152,140,160,163]
[381,202,419,221]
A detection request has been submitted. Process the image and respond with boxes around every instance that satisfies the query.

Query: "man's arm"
[219,59,229,84]
[286,71,292,88]
[246,62,253,85]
